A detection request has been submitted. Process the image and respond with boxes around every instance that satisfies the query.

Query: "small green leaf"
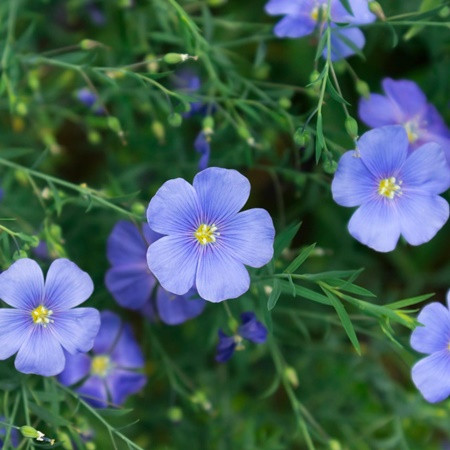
[273,222,301,259]
[284,243,316,274]
[267,279,282,310]
[385,293,434,310]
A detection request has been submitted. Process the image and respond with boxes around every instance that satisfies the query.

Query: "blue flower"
[174,69,208,117]
[146,167,275,302]
[216,312,268,362]
[194,131,211,170]
[58,311,147,408]
[0,416,19,448]
[332,126,450,252]
[264,0,375,60]
[105,221,206,325]
[76,88,105,115]
[0,258,100,376]
[410,290,450,403]
[359,78,450,165]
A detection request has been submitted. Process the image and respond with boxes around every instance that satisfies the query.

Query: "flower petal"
[193,168,250,224]
[382,78,427,119]
[358,94,400,128]
[327,27,365,61]
[0,309,32,360]
[78,376,108,408]
[357,126,408,179]
[348,199,401,252]
[111,324,144,369]
[412,350,450,403]
[196,247,250,302]
[105,369,147,406]
[410,302,450,354]
[156,288,206,325]
[147,178,201,235]
[44,259,94,311]
[58,352,91,386]
[147,236,198,296]
[331,0,376,24]
[51,308,100,354]
[107,221,148,266]
[0,258,44,309]
[265,0,302,15]
[15,327,65,376]
[105,265,155,310]
[239,312,268,344]
[273,15,315,38]
[400,143,450,195]
[397,194,449,246]
[93,311,121,354]
[215,330,237,363]
[221,209,275,267]
[332,151,376,207]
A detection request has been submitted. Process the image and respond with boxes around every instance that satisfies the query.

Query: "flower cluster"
[265,0,376,60]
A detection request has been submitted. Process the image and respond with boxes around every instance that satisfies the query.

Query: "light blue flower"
[146,167,275,302]
[332,126,450,252]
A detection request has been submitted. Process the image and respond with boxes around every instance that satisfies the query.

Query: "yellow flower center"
[91,355,111,377]
[404,121,419,143]
[378,177,402,199]
[194,223,219,245]
[31,305,54,326]
[311,4,326,21]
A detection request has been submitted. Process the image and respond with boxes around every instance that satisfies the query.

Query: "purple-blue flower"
[146,167,275,302]
[76,88,105,115]
[0,258,100,376]
[359,78,450,165]
[58,310,146,408]
[264,0,375,60]
[194,131,211,170]
[105,221,206,325]
[0,416,19,448]
[332,126,450,252]
[174,69,207,117]
[216,312,268,362]
[410,290,450,403]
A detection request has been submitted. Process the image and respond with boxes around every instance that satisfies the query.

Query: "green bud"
[237,125,251,140]
[253,63,270,80]
[88,130,101,145]
[439,6,449,18]
[284,366,299,388]
[345,116,358,139]
[107,117,122,133]
[131,202,146,216]
[294,129,311,147]
[50,224,63,240]
[29,236,40,248]
[28,70,40,91]
[118,0,134,7]
[20,426,44,439]
[207,0,227,6]
[190,390,212,411]
[151,120,166,143]
[167,406,183,423]
[168,113,182,128]
[323,159,338,174]
[163,53,189,64]
[202,116,214,134]
[278,97,291,110]
[15,169,29,185]
[227,316,239,334]
[328,439,342,450]
[368,1,385,20]
[309,69,321,85]
[80,39,103,50]
[15,102,28,116]
[13,250,28,260]
[356,80,370,99]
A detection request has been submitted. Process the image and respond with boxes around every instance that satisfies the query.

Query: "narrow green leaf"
[385,293,434,310]
[284,243,316,274]
[315,114,324,163]
[339,0,354,15]
[267,278,282,310]
[273,222,301,258]
[326,78,350,105]
[279,280,332,305]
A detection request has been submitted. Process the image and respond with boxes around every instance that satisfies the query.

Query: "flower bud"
[284,366,299,388]
[163,53,189,64]
[278,97,291,110]
[345,116,358,139]
[328,439,342,450]
[88,130,101,145]
[356,79,370,99]
[294,128,311,147]
[107,117,122,134]
[202,116,214,135]
[167,406,183,423]
[309,69,321,85]
[369,1,385,20]
[168,113,182,127]
[131,202,146,216]
[151,120,166,143]
[323,159,338,174]
[15,102,28,116]
[80,39,103,50]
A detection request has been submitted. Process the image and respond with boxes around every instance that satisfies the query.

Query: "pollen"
[31,305,54,326]
[194,223,219,245]
[91,355,111,377]
[378,177,402,199]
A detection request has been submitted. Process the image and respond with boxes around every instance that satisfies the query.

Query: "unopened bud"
[323,159,338,174]
[167,406,183,423]
[202,116,214,135]
[369,1,385,20]
[168,113,182,127]
[345,116,358,139]
[163,53,190,64]
[145,54,159,73]
[328,439,342,450]
[294,128,311,147]
[278,97,291,110]
[88,130,101,145]
[15,102,28,116]
[151,120,166,143]
[131,202,146,216]
[356,79,370,99]
[20,426,54,444]
[107,117,122,133]
[309,69,321,85]
[284,366,299,388]
[80,39,103,50]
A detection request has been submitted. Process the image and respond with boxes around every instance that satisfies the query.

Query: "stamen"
[404,121,419,143]
[378,177,402,199]
[194,223,220,245]
[31,305,54,327]
[91,355,111,377]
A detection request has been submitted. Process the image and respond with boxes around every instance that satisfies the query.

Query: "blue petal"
[215,330,237,362]
[239,312,268,344]
[397,194,449,246]
[332,151,376,207]
[156,288,206,325]
[410,302,450,354]
[357,126,408,179]
[265,0,303,15]
[44,259,94,311]
[51,308,100,354]
[194,131,211,171]
[326,27,365,61]
[400,143,450,195]
[273,15,315,38]
[419,105,450,164]
[358,94,401,128]
[382,78,427,120]
[196,247,250,302]
[412,350,450,403]
[105,369,147,406]
[142,222,163,245]
[193,168,250,224]
[147,178,201,235]
[221,209,275,267]
[107,221,148,266]
[0,309,31,360]
[58,352,91,386]
[331,0,376,24]
[78,376,108,408]
[348,199,401,252]
[0,258,44,309]
[105,265,155,310]
[110,324,144,369]
[93,311,121,354]
[147,235,198,296]
[15,327,65,376]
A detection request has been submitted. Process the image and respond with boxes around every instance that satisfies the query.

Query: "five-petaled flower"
[0,258,100,376]
[359,78,450,165]
[332,126,450,252]
[264,0,375,60]
[58,310,147,408]
[216,312,268,362]
[410,290,450,403]
[146,167,275,302]
[105,221,206,325]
